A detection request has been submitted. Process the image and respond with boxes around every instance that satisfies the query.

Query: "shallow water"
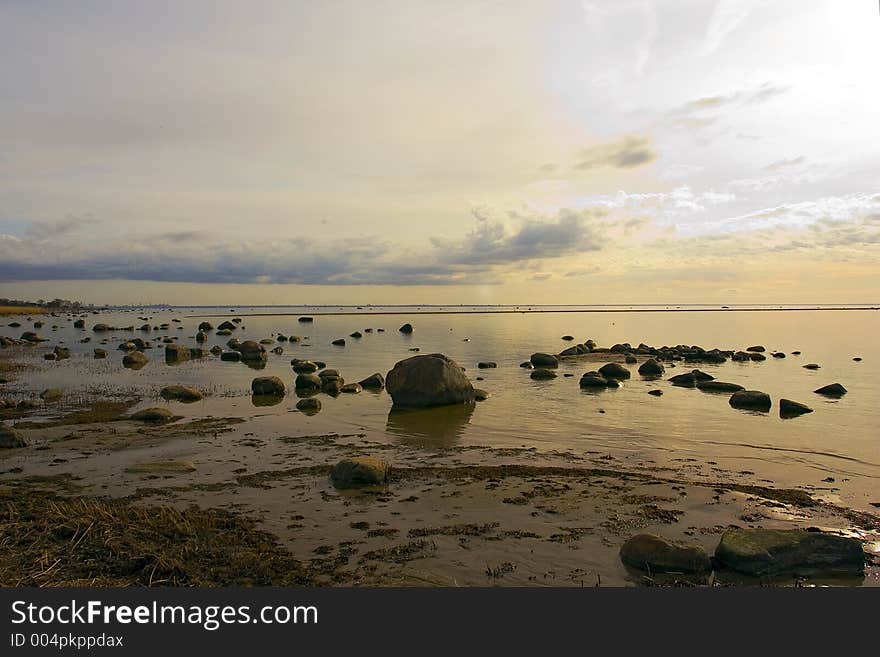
[3,304,878,511]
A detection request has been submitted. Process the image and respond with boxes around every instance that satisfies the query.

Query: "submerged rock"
[386,353,475,408]
[164,343,191,363]
[130,408,175,424]
[715,528,864,576]
[696,381,745,393]
[620,534,711,574]
[330,457,389,487]
[123,351,149,368]
[579,374,611,388]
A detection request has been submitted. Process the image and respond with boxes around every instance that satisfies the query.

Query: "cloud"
[0,207,611,286]
[573,136,657,170]
[763,156,806,172]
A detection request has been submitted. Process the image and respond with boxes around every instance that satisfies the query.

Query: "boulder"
[648,389,663,396]
[668,370,714,387]
[802,363,820,370]
[386,353,475,408]
[729,390,771,411]
[398,323,414,334]
[477,361,497,369]
[298,316,314,323]
[746,345,765,352]
[53,346,70,359]
[198,321,214,332]
[772,352,786,359]
[561,335,574,341]
[251,376,286,396]
[530,353,558,368]
[620,534,711,574]
[331,338,346,346]
[161,385,203,403]
[715,528,864,576]
[73,319,86,329]
[0,423,27,448]
[196,331,207,343]
[349,331,362,338]
[340,383,362,394]
[330,457,390,487]
[93,348,107,359]
[814,383,847,397]
[637,358,664,377]
[20,331,46,343]
[779,399,813,418]
[598,362,631,379]
[358,373,385,389]
[217,321,237,331]
[220,351,241,362]
[238,340,267,363]
[130,408,175,424]
[474,388,490,401]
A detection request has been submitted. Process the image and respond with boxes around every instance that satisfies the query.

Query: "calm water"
[4,305,878,510]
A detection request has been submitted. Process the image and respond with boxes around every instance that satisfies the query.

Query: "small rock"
[779,399,813,418]
[295,398,321,414]
[814,383,847,397]
[250,377,286,396]
[130,408,175,424]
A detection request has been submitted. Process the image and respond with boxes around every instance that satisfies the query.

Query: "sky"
[1,0,878,305]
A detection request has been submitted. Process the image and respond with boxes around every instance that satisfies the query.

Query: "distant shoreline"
[185,306,879,318]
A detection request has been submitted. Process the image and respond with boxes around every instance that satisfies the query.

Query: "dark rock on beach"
[0,423,27,448]
[598,362,630,379]
[620,534,711,574]
[530,368,557,380]
[130,408,175,425]
[715,528,864,576]
[295,398,321,414]
[637,358,664,377]
[398,323,413,334]
[696,381,745,393]
[530,353,558,368]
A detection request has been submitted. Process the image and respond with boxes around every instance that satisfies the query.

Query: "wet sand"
[2,382,878,587]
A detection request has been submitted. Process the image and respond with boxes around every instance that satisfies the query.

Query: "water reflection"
[251,394,284,407]
[385,403,474,447]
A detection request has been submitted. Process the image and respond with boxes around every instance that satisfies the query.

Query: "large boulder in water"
[715,528,864,576]
[123,351,148,368]
[620,534,711,574]
[386,353,474,408]
[729,390,771,411]
[238,340,267,363]
[696,381,745,393]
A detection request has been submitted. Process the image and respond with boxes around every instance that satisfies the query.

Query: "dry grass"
[0,306,46,316]
[0,486,315,587]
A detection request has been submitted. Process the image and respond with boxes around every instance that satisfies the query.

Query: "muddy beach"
[1,307,879,587]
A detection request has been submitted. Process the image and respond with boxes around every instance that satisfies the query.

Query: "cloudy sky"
[1,0,878,305]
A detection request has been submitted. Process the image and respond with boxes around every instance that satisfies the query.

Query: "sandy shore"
[2,376,878,587]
